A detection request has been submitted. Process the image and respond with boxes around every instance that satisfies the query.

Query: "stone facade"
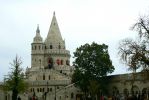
[107,73,149,97]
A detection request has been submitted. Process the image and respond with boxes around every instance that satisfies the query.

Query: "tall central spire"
[45,12,63,43]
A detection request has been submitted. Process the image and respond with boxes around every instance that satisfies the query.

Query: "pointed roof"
[45,12,63,43]
[36,24,40,34]
[33,24,43,43]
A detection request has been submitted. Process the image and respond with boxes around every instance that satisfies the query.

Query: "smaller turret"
[31,25,44,69]
[33,25,43,43]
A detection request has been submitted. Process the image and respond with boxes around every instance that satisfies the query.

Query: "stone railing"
[28,80,71,86]
[32,49,70,55]
[44,49,70,55]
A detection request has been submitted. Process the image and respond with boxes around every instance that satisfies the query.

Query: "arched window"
[45,46,47,49]
[39,46,41,50]
[40,88,42,92]
[61,60,63,65]
[58,45,61,49]
[47,88,49,92]
[71,93,74,98]
[39,59,41,67]
[48,58,53,69]
[50,45,53,49]
[43,74,45,80]
[37,88,39,92]
[57,59,60,65]
[48,59,51,63]
[66,60,70,65]
[50,88,52,92]
[49,75,50,80]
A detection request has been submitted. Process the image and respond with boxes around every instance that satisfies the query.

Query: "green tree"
[3,56,28,100]
[72,42,114,99]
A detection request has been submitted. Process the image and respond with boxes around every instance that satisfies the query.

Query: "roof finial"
[36,24,40,33]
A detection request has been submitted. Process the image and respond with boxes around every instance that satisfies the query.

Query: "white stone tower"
[31,12,71,73]
[25,12,78,100]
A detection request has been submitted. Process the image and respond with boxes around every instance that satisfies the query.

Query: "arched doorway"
[76,94,83,100]
[142,88,149,99]
[112,86,119,96]
[131,85,139,95]
[142,88,147,94]
[123,88,129,97]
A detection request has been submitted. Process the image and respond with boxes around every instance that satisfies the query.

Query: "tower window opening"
[48,58,53,69]
[58,44,61,49]
[50,45,53,49]
[39,59,41,68]
[35,46,36,50]
[61,60,63,65]
[50,88,52,92]
[40,88,42,92]
[45,46,47,49]
[49,75,50,80]
[47,88,49,92]
[43,74,45,80]
[39,46,41,50]
[66,60,70,65]
[71,93,74,98]
[57,59,60,65]
[37,88,39,92]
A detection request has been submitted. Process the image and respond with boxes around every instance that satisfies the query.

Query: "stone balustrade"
[28,80,71,86]
[31,49,70,55]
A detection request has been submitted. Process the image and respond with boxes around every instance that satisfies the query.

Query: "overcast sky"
[0,0,149,81]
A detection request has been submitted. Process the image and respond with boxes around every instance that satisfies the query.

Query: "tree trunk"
[12,89,18,100]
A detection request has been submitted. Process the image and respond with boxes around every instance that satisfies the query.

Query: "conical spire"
[33,24,43,43]
[45,12,63,43]
[36,24,40,34]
